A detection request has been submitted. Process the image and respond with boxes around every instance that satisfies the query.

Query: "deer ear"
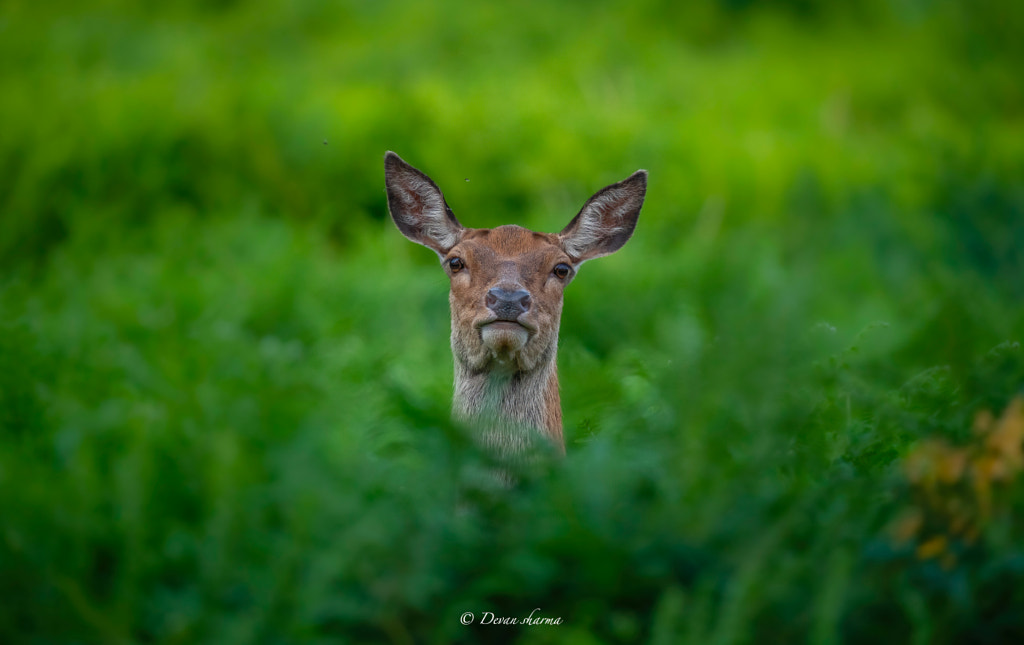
[559,170,647,263]
[385,151,464,256]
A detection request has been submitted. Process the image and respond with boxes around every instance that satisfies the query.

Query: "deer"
[384,151,646,472]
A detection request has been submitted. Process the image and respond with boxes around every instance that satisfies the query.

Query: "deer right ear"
[559,169,647,264]
[385,151,464,257]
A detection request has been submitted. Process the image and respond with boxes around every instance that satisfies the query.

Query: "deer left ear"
[559,170,647,263]
[385,151,464,257]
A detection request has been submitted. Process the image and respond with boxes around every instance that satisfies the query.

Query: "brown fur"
[384,152,646,461]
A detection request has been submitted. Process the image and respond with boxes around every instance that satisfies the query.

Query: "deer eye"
[553,263,571,279]
[448,257,465,273]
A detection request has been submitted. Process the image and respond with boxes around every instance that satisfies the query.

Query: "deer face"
[384,152,646,375]
[444,226,572,372]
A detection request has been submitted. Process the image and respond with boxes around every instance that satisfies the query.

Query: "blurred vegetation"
[2,0,1023,643]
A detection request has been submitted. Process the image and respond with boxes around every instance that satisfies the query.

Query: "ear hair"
[384,151,463,256]
[559,170,647,263]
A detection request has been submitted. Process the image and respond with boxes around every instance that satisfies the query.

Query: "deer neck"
[452,354,564,457]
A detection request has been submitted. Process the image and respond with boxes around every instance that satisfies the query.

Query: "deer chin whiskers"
[480,322,529,353]
[385,151,646,462]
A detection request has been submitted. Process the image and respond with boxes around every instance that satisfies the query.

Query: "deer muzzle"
[485,287,531,320]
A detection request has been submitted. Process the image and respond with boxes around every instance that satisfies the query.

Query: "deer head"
[384,151,646,458]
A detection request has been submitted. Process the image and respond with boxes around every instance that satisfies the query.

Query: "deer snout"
[486,287,531,320]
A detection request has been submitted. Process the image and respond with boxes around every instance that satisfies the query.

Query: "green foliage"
[1,0,1023,643]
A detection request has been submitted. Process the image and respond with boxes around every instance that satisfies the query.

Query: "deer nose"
[486,288,531,319]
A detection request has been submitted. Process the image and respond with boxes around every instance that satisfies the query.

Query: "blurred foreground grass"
[1,1,1023,643]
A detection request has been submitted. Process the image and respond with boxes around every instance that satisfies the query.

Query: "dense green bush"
[1,1,1022,643]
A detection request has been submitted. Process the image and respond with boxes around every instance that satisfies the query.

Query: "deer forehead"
[451,225,569,279]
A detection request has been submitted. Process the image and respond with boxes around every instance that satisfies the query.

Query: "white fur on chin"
[481,324,529,356]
